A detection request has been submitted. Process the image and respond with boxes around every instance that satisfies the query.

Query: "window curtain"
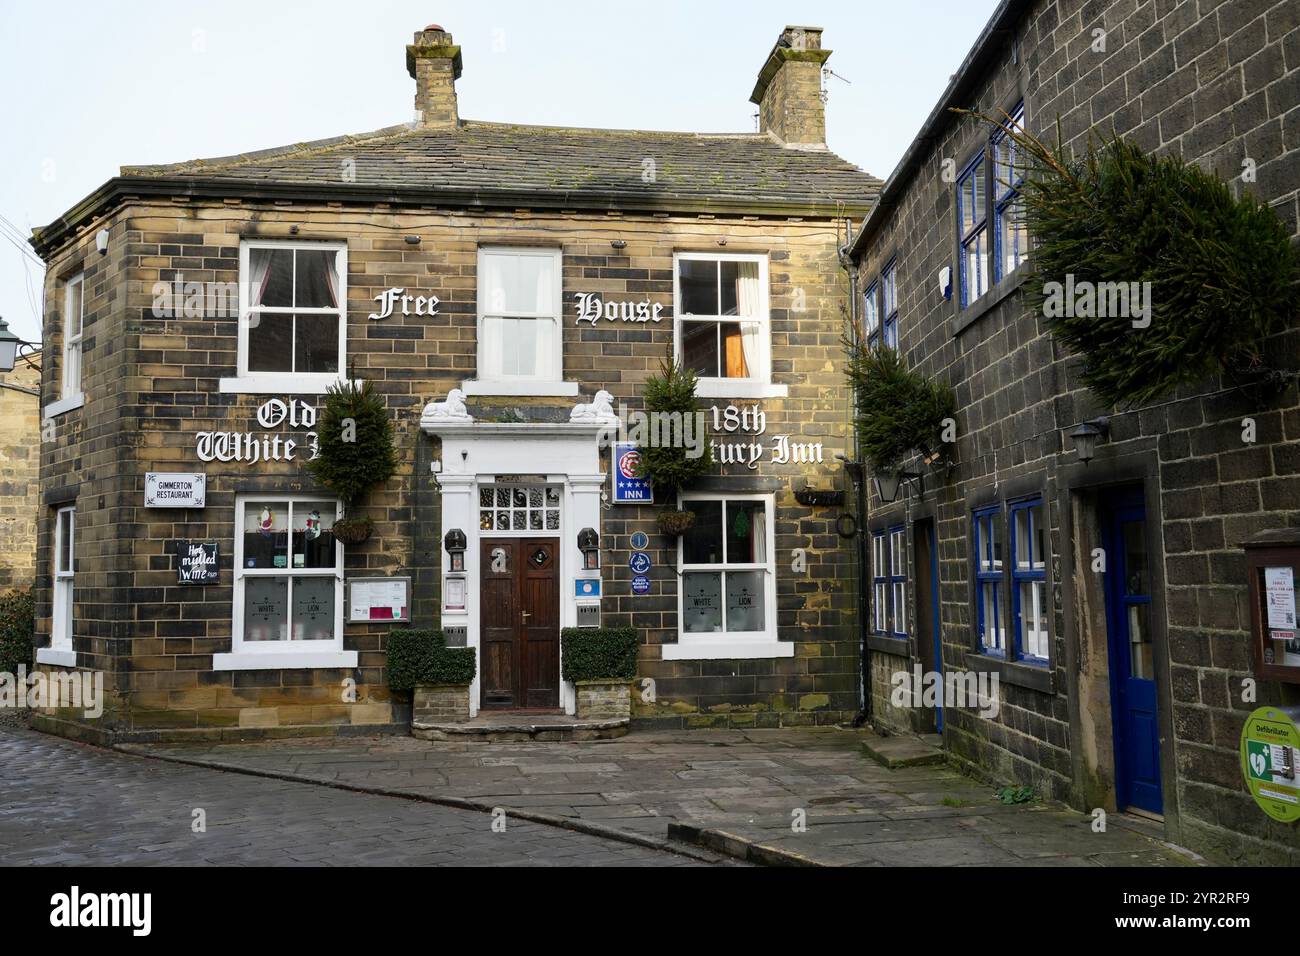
[481,317,504,379]
[247,249,272,329]
[751,506,767,563]
[531,256,555,379]
[323,251,338,308]
[736,262,760,379]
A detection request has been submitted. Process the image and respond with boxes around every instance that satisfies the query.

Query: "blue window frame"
[993,103,1027,283]
[1010,497,1048,662]
[871,530,889,634]
[881,260,898,349]
[889,525,907,637]
[957,154,987,308]
[973,506,1005,655]
[863,281,881,350]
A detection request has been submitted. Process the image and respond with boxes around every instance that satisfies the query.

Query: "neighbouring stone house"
[0,351,41,590]
[847,0,1300,864]
[28,24,879,742]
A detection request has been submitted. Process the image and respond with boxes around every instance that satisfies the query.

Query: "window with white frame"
[62,274,84,400]
[676,253,770,384]
[679,495,773,637]
[233,497,342,647]
[51,506,75,652]
[889,526,907,637]
[477,247,563,383]
[1011,498,1049,661]
[974,506,1005,655]
[871,531,889,634]
[238,241,347,384]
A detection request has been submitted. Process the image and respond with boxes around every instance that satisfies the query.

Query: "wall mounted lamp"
[1069,417,1110,464]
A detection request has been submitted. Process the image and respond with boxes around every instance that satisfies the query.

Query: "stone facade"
[849,0,1300,864]
[0,355,41,590]
[27,26,877,742]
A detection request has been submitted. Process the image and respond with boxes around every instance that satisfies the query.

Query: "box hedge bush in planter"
[561,627,638,721]
[387,627,476,724]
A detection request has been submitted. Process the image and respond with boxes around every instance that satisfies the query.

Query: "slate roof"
[122,120,879,214]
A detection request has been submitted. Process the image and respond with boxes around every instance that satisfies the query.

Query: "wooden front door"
[479,538,560,710]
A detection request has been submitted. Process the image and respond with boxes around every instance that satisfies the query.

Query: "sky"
[0,0,1001,345]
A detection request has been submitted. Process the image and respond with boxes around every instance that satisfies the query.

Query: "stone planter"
[575,680,633,721]
[412,683,471,724]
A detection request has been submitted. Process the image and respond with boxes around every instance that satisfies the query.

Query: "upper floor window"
[62,273,84,400]
[881,260,899,349]
[974,506,1005,656]
[863,281,881,350]
[957,101,1028,309]
[957,155,988,308]
[993,103,1028,282]
[477,247,562,384]
[676,253,780,398]
[237,241,347,389]
[1011,497,1048,662]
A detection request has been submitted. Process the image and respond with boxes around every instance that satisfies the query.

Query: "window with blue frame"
[957,154,987,308]
[871,531,889,634]
[957,100,1029,308]
[1010,498,1048,661]
[881,260,898,348]
[889,526,907,637]
[993,102,1028,283]
[973,506,1005,655]
[863,281,880,350]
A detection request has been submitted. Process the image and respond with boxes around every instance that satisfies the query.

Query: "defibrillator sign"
[1241,705,1300,822]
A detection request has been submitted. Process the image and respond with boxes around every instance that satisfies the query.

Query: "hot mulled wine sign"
[176,541,219,585]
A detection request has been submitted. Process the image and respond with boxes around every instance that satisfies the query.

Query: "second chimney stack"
[407,25,462,129]
[750,26,831,147]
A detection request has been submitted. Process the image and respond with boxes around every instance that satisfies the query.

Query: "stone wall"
[852,0,1300,863]
[0,357,41,590]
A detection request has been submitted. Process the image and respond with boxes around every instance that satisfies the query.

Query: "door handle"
[521,611,531,620]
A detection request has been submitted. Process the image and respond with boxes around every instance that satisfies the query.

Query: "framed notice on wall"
[1244,531,1300,683]
[348,577,411,623]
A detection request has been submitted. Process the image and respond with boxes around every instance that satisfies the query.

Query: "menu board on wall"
[348,577,410,623]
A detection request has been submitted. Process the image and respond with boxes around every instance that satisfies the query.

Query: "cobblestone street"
[0,728,706,866]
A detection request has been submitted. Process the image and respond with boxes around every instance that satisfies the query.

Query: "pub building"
[28,25,878,740]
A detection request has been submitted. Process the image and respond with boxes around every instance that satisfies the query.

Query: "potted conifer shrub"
[387,627,477,728]
[306,379,397,544]
[634,352,712,536]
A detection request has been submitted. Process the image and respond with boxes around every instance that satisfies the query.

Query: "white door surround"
[421,412,609,717]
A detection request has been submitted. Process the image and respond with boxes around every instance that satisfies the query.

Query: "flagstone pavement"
[124,726,1198,867]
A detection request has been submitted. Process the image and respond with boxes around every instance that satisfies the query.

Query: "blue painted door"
[1103,489,1163,814]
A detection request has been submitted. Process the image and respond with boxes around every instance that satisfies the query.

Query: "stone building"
[847,0,1300,863]
[0,351,41,590]
[27,25,878,742]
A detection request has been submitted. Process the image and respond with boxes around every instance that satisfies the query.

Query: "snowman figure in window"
[259,506,274,536]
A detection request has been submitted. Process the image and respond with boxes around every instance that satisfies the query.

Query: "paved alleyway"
[127,726,1196,866]
[0,728,706,866]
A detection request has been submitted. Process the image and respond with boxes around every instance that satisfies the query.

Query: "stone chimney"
[406,24,462,129]
[749,26,831,147]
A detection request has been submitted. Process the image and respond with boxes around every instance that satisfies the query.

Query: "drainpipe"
[838,222,872,725]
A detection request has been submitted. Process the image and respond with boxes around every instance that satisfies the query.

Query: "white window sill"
[461,380,581,397]
[42,393,84,418]
[695,380,789,399]
[219,375,359,395]
[36,647,76,667]
[213,650,358,671]
[662,639,794,660]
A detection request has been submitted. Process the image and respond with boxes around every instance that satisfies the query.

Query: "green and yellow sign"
[1241,705,1300,822]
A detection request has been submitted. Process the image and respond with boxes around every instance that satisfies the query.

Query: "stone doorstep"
[859,729,946,769]
[411,714,630,743]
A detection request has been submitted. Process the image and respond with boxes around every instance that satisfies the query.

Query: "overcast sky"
[0,0,1001,344]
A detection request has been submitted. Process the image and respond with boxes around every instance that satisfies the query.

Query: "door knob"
[521,611,532,620]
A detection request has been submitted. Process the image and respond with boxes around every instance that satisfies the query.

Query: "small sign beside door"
[575,578,601,599]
